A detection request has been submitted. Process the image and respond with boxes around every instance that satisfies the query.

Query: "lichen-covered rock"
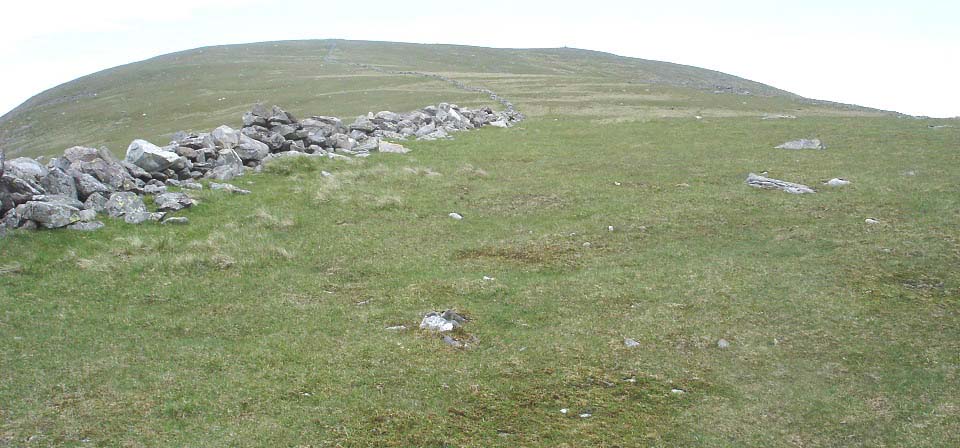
[71,170,112,201]
[105,192,147,218]
[68,221,104,231]
[83,192,109,213]
[18,201,81,229]
[3,157,48,185]
[40,168,78,199]
[154,192,196,212]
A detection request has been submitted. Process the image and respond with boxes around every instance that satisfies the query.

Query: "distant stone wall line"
[323,42,522,116]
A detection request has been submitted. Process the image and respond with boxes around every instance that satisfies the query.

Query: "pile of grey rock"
[234,101,522,161]
[1,101,522,235]
[1,145,196,231]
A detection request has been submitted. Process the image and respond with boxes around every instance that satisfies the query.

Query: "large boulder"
[62,146,101,164]
[211,125,241,149]
[349,116,377,133]
[41,168,78,199]
[18,201,81,229]
[326,133,356,150]
[4,157,47,185]
[154,192,196,212]
[73,158,129,190]
[1,174,44,215]
[70,170,112,201]
[241,127,286,152]
[83,192,109,213]
[268,105,296,125]
[34,194,84,210]
[208,149,245,180]
[125,139,181,173]
[105,192,147,218]
[235,134,270,162]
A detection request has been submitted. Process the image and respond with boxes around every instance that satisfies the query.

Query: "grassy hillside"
[2,40,959,446]
[0,39,881,160]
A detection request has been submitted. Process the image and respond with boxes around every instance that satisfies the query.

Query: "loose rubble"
[0,101,522,232]
[746,173,815,194]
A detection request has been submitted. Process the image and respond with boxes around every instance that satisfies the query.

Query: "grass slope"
[2,40,959,446]
[1,39,878,160]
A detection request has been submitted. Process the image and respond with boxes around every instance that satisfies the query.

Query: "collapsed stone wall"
[0,102,523,233]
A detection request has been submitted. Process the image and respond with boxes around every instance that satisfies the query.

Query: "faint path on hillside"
[323,42,522,116]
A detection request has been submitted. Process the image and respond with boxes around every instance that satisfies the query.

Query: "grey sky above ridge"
[2,0,958,118]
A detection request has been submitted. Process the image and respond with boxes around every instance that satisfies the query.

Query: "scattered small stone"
[865,218,880,225]
[579,413,592,419]
[582,242,591,247]
[775,138,825,150]
[442,335,463,348]
[385,325,407,331]
[123,212,151,224]
[143,184,168,195]
[448,212,463,220]
[482,276,495,281]
[624,338,641,348]
[420,312,459,332]
[613,181,622,186]
[161,217,189,225]
[180,182,203,190]
[560,408,569,414]
[321,170,333,177]
[671,388,686,394]
[607,225,614,231]
[209,182,251,195]
[823,178,850,186]
[761,114,797,120]
[717,339,731,349]
[67,221,104,231]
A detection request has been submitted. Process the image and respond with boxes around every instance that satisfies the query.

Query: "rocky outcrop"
[746,173,816,194]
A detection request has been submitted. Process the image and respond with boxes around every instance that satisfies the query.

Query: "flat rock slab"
[746,173,815,194]
[776,139,825,150]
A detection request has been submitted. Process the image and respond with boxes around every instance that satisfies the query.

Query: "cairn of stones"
[0,102,523,233]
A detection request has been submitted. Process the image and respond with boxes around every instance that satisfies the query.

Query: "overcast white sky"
[1,0,958,117]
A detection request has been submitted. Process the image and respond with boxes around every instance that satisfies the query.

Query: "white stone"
[419,315,455,332]
[449,212,463,220]
[824,178,850,186]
